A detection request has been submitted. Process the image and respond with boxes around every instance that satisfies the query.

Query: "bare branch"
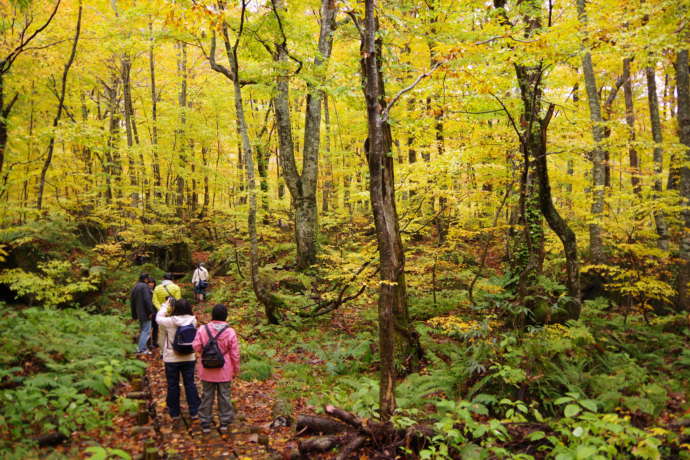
[344,11,364,41]
[2,93,19,118]
[489,90,522,140]
[382,59,445,122]
[1,0,62,75]
[208,31,235,81]
[270,0,303,75]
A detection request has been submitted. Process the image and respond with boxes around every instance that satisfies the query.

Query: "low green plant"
[83,446,132,459]
[0,306,146,456]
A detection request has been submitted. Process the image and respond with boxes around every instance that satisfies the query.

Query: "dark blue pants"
[164,361,200,417]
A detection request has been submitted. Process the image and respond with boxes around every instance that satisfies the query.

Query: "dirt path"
[139,298,295,459]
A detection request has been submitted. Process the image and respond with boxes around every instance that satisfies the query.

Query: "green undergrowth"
[237,287,690,459]
[0,304,146,458]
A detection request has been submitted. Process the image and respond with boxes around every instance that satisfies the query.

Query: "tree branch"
[208,31,235,81]
[382,59,445,122]
[1,0,62,75]
[2,93,19,118]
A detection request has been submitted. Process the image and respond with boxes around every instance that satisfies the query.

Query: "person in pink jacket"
[192,304,240,433]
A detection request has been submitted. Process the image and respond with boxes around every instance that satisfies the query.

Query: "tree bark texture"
[622,58,641,195]
[272,0,336,270]
[360,0,422,421]
[577,0,607,263]
[674,49,690,310]
[208,15,283,323]
[175,41,188,213]
[148,20,161,198]
[514,63,546,304]
[503,0,580,320]
[645,65,670,250]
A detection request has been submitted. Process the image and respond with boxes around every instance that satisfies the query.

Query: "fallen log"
[290,406,436,460]
[335,435,367,460]
[298,434,347,455]
[324,405,364,430]
[296,415,352,435]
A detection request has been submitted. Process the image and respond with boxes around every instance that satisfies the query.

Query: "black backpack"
[172,324,196,354]
[201,324,228,368]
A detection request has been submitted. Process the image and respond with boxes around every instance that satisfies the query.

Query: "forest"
[0,0,689,458]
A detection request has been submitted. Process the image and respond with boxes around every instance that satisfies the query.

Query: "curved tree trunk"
[360,0,423,421]
[207,10,282,323]
[36,2,82,210]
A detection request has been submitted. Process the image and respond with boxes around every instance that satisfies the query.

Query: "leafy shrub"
[0,306,146,455]
[0,260,100,307]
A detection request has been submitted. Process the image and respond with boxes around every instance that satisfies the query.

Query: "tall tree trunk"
[199,145,209,217]
[645,65,670,250]
[36,3,82,210]
[149,19,161,199]
[175,41,188,213]
[322,94,333,213]
[622,58,641,195]
[497,0,579,321]
[577,0,607,263]
[674,49,690,310]
[271,0,336,270]
[514,64,546,304]
[122,54,140,208]
[208,13,283,322]
[360,0,423,421]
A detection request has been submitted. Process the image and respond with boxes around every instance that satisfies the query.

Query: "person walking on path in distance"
[130,273,154,355]
[156,298,201,425]
[192,304,240,433]
[192,263,210,302]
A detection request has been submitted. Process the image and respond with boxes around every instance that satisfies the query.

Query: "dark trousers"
[149,320,159,348]
[164,361,200,418]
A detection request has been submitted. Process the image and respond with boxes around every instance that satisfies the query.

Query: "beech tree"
[270,0,337,270]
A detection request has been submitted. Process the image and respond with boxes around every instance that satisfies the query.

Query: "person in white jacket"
[156,298,200,423]
[192,263,210,302]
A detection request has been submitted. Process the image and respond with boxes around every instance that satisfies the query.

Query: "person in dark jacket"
[131,273,155,354]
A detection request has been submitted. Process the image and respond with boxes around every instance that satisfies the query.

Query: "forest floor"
[94,277,339,460]
[140,297,294,459]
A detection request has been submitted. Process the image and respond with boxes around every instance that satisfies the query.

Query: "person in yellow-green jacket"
[153,273,182,348]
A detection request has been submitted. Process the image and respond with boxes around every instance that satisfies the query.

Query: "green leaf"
[576,445,597,460]
[527,430,545,441]
[84,447,107,460]
[580,399,598,412]
[564,404,581,417]
[554,396,573,405]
